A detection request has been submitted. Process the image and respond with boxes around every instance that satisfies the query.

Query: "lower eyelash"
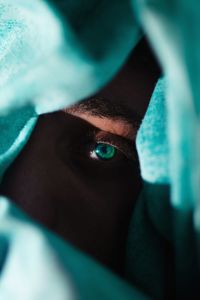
[83,128,137,161]
[94,134,137,161]
[89,142,117,161]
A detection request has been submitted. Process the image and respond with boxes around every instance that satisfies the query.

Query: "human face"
[0,39,160,275]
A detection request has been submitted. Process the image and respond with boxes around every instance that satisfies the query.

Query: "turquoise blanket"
[0,0,200,299]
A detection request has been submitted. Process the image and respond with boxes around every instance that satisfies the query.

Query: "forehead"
[92,38,161,117]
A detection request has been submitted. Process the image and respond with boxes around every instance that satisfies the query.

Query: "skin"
[0,39,160,275]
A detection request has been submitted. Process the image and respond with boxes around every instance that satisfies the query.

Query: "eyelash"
[87,131,137,161]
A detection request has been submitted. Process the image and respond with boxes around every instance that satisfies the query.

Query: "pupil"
[101,146,107,154]
[95,143,116,160]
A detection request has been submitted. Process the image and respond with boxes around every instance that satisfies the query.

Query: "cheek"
[0,148,141,274]
[0,112,142,274]
[54,143,142,270]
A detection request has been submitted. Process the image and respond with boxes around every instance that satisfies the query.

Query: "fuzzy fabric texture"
[0,0,140,115]
[0,1,145,300]
[136,78,169,184]
[1,0,200,299]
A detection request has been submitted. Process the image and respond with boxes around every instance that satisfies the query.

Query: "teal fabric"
[0,197,148,300]
[126,79,170,299]
[0,0,140,115]
[0,1,146,300]
[0,106,37,181]
[131,0,200,298]
[136,78,169,184]
[1,0,200,299]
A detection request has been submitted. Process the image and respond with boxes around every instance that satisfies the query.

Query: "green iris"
[95,143,117,160]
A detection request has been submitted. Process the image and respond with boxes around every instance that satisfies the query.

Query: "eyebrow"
[65,97,141,128]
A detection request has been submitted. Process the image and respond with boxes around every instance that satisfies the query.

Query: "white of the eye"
[89,150,98,160]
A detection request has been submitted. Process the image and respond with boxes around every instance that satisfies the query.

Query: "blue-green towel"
[1,1,200,299]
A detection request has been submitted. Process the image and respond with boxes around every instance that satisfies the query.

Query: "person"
[0,38,160,275]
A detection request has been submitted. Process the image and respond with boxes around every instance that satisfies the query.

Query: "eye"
[90,143,117,161]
